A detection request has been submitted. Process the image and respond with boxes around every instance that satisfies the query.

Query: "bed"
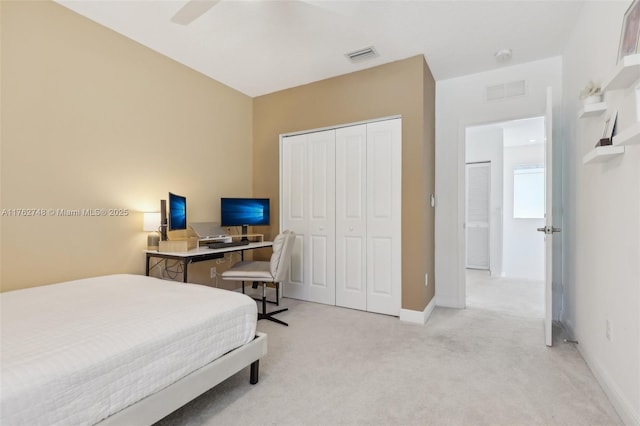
[0,274,267,425]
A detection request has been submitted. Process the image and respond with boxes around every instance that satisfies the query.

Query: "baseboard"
[577,344,640,426]
[435,295,464,309]
[399,298,436,324]
[560,319,576,342]
[490,270,504,278]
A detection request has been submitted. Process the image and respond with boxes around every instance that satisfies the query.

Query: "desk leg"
[183,259,189,283]
[240,252,245,292]
[145,254,151,276]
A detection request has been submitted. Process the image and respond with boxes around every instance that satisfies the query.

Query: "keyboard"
[207,240,251,249]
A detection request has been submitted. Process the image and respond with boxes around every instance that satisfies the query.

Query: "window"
[513,165,544,219]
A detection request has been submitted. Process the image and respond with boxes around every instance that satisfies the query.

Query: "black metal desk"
[145,241,273,283]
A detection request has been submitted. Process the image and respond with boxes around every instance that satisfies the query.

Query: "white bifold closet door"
[335,124,367,311]
[282,118,401,316]
[363,119,402,315]
[280,129,336,305]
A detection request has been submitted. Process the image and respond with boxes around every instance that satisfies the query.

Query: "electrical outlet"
[210,267,217,279]
[425,273,429,288]
[606,319,612,341]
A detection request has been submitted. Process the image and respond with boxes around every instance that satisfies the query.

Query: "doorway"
[464,116,545,318]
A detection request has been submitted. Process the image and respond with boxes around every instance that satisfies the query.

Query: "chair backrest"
[270,230,296,282]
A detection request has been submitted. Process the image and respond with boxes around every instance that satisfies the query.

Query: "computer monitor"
[168,192,187,231]
[221,198,269,240]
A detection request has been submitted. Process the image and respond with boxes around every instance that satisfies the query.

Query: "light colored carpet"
[155,297,620,426]
[466,269,545,319]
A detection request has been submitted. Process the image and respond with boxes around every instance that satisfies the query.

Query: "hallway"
[466,269,544,318]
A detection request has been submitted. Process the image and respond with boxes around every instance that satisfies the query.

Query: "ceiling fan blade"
[171,0,221,25]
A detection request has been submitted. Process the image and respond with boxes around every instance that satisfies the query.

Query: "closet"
[280,117,401,316]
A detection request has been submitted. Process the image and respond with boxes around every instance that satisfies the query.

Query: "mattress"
[0,274,257,426]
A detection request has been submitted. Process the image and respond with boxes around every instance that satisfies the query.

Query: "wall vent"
[346,46,378,63]
[485,80,527,101]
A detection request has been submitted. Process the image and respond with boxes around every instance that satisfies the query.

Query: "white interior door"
[281,130,335,304]
[365,119,401,316]
[306,130,336,305]
[465,162,491,270]
[280,133,308,300]
[335,124,367,311]
[539,87,556,347]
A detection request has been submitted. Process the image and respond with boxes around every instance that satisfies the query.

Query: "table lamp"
[143,212,161,250]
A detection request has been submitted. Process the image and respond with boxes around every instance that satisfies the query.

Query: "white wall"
[561,1,640,424]
[502,144,545,281]
[465,127,504,276]
[435,57,563,309]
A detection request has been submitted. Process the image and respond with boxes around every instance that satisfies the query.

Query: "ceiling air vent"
[485,80,527,102]
[346,46,378,63]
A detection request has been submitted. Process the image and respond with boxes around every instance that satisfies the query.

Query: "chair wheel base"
[258,308,288,326]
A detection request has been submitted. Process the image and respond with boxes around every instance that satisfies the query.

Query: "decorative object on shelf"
[143,212,161,250]
[618,0,640,63]
[580,81,602,104]
[601,110,618,143]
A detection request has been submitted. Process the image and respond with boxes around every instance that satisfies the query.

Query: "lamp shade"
[143,212,161,232]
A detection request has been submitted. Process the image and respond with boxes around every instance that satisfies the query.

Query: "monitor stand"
[160,199,168,241]
[241,225,249,241]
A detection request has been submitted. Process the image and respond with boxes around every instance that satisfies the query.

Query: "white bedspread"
[0,274,257,426]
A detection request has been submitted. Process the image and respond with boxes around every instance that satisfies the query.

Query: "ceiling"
[54,0,588,98]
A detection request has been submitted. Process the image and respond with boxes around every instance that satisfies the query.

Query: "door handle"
[537,226,561,234]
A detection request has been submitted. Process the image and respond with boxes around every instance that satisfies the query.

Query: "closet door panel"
[287,142,307,222]
[311,235,328,286]
[282,118,401,315]
[306,130,336,305]
[335,124,367,310]
[343,237,364,289]
[370,237,393,295]
[289,235,305,284]
[281,134,308,300]
[371,140,392,218]
[366,119,401,316]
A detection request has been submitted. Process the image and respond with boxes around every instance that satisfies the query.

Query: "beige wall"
[1,1,253,291]
[423,57,436,308]
[253,56,435,311]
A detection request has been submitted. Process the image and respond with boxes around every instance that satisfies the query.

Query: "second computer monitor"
[221,198,270,227]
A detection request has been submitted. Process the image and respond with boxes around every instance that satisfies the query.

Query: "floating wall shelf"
[582,145,625,164]
[603,54,640,91]
[612,121,640,146]
[578,102,607,118]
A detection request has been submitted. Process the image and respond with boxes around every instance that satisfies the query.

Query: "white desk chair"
[222,231,296,326]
